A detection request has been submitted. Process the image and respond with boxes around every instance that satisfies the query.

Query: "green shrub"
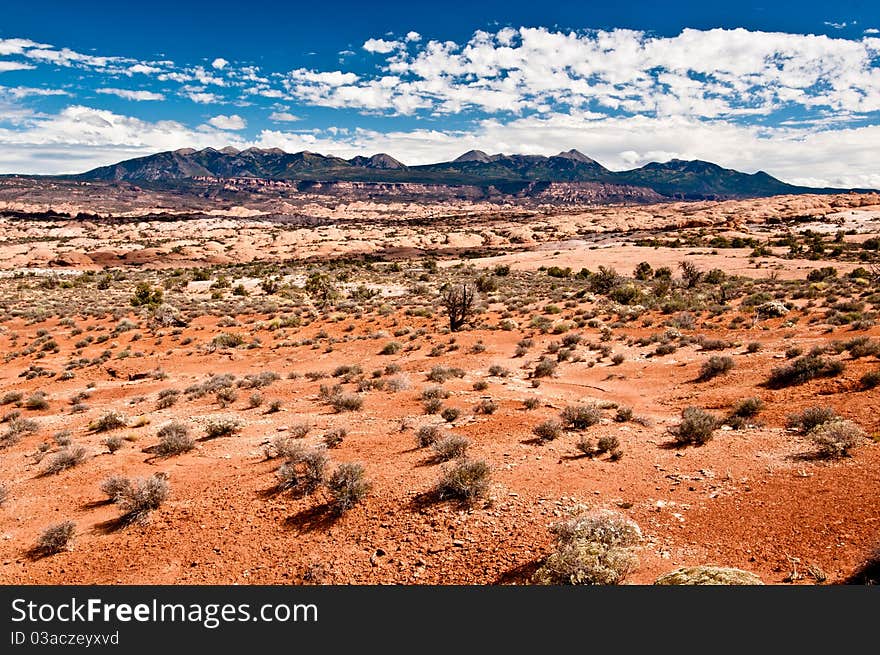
[786,406,838,433]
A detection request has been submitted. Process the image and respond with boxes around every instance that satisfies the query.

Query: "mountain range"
[77,147,857,200]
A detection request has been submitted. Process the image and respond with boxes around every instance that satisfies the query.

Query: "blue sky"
[2,0,880,186]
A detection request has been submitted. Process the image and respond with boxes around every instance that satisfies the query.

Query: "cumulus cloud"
[212,57,228,70]
[268,111,301,122]
[207,114,246,130]
[363,38,402,54]
[97,88,165,101]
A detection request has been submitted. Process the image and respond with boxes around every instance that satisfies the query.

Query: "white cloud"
[363,38,402,54]
[0,60,36,72]
[0,86,69,98]
[96,88,165,101]
[268,111,301,122]
[185,90,221,104]
[207,114,246,130]
[127,63,163,75]
[865,28,880,35]
[212,57,228,70]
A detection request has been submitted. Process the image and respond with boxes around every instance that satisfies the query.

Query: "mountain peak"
[555,149,596,164]
[174,148,197,156]
[453,150,491,163]
[219,146,240,155]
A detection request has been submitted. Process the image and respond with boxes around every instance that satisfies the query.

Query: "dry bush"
[327,462,371,513]
[156,422,195,456]
[672,407,717,446]
[44,445,89,475]
[654,566,763,585]
[560,404,602,430]
[809,420,866,459]
[698,355,735,381]
[35,521,76,555]
[533,419,563,442]
[276,447,328,494]
[89,411,126,433]
[533,511,642,585]
[432,434,470,461]
[786,406,838,433]
[437,458,491,505]
[117,474,170,524]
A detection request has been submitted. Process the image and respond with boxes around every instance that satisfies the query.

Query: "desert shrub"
[215,387,238,408]
[522,397,540,410]
[698,355,735,381]
[0,482,7,506]
[1,391,23,405]
[330,393,363,412]
[266,399,283,413]
[596,434,620,454]
[614,407,633,422]
[248,392,263,408]
[475,399,498,414]
[277,447,328,494]
[610,353,625,365]
[634,261,653,281]
[679,260,703,288]
[846,337,880,359]
[441,407,461,422]
[533,358,557,378]
[100,475,131,502]
[102,435,124,454]
[211,332,244,349]
[746,342,762,353]
[786,406,838,433]
[322,428,347,448]
[575,436,595,456]
[117,474,169,524]
[533,511,642,585]
[809,420,866,459]
[560,403,602,430]
[533,419,563,442]
[767,355,844,388]
[672,407,717,446]
[264,434,305,460]
[416,425,443,448]
[488,365,510,377]
[423,398,443,414]
[204,418,241,439]
[156,422,194,456]
[3,416,39,445]
[472,380,489,391]
[24,392,49,410]
[421,386,449,400]
[654,566,763,585]
[156,389,180,409]
[860,370,880,390]
[730,397,763,418]
[437,458,491,505]
[440,283,477,331]
[44,445,89,475]
[381,341,402,355]
[327,462,371,513]
[89,410,126,433]
[35,521,76,555]
[432,434,470,461]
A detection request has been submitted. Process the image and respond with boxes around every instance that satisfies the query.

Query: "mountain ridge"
[76,147,860,200]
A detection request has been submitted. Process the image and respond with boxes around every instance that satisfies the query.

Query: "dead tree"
[440,283,476,331]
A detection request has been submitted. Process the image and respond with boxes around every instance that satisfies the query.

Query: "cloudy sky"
[1,0,880,187]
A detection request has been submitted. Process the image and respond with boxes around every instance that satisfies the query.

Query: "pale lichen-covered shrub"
[533,511,642,585]
[809,420,866,459]
[654,566,764,585]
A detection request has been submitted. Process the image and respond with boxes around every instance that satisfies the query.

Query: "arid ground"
[1,180,878,584]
